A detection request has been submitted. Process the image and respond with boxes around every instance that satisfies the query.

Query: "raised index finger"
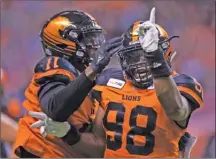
[149,7,156,24]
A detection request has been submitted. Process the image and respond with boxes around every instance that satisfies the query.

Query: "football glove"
[179,132,197,158]
[29,111,71,138]
[138,7,159,53]
[138,7,171,78]
[91,36,123,74]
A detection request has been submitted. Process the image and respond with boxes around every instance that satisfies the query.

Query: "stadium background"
[0,0,215,157]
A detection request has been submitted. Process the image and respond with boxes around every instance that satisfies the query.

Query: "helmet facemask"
[81,29,106,65]
[65,25,106,67]
[119,44,153,89]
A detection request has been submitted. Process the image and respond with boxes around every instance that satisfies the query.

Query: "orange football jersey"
[14,56,94,158]
[92,68,203,158]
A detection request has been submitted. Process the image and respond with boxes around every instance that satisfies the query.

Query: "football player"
[93,8,202,158]
[14,10,123,158]
[29,8,202,158]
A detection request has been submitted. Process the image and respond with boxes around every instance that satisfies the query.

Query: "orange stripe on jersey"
[34,69,75,81]
[177,86,203,106]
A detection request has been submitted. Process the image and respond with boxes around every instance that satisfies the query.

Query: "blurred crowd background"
[0,0,215,158]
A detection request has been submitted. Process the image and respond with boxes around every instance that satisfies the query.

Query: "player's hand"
[92,36,123,73]
[138,7,159,53]
[137,7,171,78]
[29,111,71,138]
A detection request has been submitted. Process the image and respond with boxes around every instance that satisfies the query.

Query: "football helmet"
[40,10,105,71]
[119,21,178,88]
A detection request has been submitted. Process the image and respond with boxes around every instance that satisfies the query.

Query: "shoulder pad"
[96,68,125,87]
[35,56,78,75]
[173,74,194,85]
[34,56,78,85]
[174,74,203,109]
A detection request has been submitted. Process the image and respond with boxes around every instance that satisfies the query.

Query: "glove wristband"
[91,63,106,74]
[144,49,171,78]
[150,60,171,78]
[61,125,81,145]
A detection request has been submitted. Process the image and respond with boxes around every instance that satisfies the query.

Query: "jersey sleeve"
[34,56,79,85]
[173,74,203,110]
[33,57,94,122]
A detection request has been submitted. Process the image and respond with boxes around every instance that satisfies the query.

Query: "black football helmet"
[119,21,178,88]
[40,10,105,72]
